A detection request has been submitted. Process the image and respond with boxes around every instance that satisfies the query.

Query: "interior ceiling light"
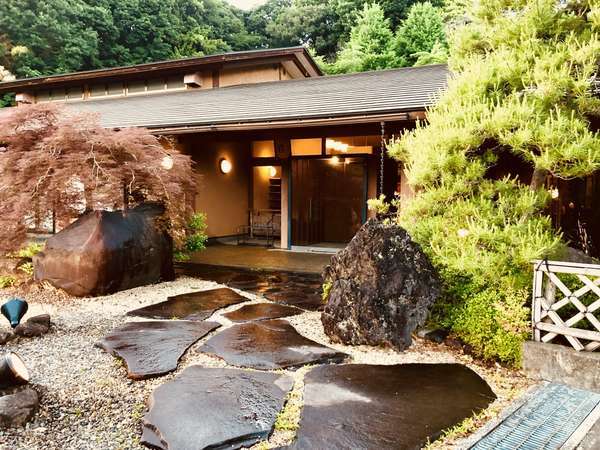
[326,139,349,153]
[219,158,232,174]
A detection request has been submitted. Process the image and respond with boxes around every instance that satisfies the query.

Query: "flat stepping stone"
[200,319,348,370]
[96,321,220,379]
[289,363,496,449]
[141,366,293,450]
[264,290,323,312]
[223,303,303,323]
[177,264,324,310]
[126,288,246,321]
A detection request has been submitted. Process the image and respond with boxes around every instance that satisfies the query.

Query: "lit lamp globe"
[161,155,174,170]
[220,158,232,174]
[269,166,277,178]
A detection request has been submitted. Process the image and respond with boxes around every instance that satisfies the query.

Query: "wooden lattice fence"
[532,260,600,351]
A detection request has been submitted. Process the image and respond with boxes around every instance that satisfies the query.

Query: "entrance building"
[0,47,449,251]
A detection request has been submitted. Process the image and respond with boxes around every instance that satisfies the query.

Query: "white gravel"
[0,277,532,450]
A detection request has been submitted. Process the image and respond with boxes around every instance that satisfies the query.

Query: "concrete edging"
[522,341,600,393]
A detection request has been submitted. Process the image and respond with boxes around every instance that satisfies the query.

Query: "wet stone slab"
[200,319,349,370]
[96,321,220,379]
[177,264,324,311]
[141,366,293,450]
[263,289,323,311]
[289,363,496,450]
[223,303,303,323]
[126,288,247,321]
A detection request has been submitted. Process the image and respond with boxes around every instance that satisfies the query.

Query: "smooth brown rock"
[0,387,39,429]
[141,366,293,450]
[96,321,220,379]
[290,364,496,449]
[322,219,442,350]
[200,319,348,370]
[223,303,302,323]
[34,203,175,297]
[14,314,51,338]
[127,288,246,321]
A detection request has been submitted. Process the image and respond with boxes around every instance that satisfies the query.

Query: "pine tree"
[331,3,398,73]
[388,0,600,364]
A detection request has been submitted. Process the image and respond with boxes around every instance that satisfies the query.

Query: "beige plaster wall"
[253,166,281,211]
[219,64,283,87]
[185,136,251,237]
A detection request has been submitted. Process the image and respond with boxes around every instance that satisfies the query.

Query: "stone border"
[522,341,600,393]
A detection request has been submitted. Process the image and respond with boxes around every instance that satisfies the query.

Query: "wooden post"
[532,266,543,342]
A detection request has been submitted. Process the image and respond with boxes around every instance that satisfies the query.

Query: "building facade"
[0,47,448,251]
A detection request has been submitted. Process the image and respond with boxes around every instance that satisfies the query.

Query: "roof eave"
[0,47,322,94]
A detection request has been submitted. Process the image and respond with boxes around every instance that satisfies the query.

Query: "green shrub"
[18,262,34,276]
[11,242,44,259]
[174,212,208,262]
[0,275,16,288]
[388,0,600,365]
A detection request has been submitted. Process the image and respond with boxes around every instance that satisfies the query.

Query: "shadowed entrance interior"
[292,158,366,246]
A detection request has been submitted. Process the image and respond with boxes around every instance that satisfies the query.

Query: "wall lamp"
[219,158,232,174]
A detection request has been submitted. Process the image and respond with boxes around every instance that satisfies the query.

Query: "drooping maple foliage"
[0,103,196,252]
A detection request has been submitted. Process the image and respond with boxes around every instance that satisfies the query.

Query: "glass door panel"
[292,158,366,246]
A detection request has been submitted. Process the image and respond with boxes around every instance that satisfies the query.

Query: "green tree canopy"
[394,2,446,66]
[330,3,398,73]
[388,0,600,364]
[332,0,443,32]
[0,0,257,78]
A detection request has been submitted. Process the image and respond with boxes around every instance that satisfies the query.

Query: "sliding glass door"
[291,158,366,247]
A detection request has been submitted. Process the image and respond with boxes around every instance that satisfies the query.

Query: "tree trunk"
[530,167,549,191]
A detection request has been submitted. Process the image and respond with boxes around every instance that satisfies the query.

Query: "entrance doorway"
[291,158,366,247]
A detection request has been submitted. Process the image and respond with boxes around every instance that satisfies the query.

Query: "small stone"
[0,387,39,429]
[419,329,449,344]
[14,320,49,338]
[27,314,50,328]
[0,331,14,345]
[444,337,463,349]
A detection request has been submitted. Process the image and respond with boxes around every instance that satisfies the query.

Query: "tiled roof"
[65,64,449,129]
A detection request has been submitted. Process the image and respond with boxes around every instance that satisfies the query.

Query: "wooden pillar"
[280,159,291,249]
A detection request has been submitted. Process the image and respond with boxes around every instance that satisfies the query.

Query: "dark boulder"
[0,387,39,429]
[321,219,441,350]
[33,203,175,296]
[14,314,51,338]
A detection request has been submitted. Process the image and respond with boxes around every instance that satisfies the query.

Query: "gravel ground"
[0,277,533,450]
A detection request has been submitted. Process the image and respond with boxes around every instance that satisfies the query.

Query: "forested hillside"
[0,0,458,84]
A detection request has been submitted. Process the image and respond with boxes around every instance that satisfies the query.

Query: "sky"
[225,0,267,10]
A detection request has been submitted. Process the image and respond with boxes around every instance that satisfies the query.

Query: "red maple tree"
[0,103,196,252]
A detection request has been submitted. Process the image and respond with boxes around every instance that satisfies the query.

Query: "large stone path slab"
[289,363,496,449]
[177,263,325,311]
[200,319,348,370]
[126,288,246,321]
[223,303,302,323]
[142,366,293,450]
[96,321,220,379]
